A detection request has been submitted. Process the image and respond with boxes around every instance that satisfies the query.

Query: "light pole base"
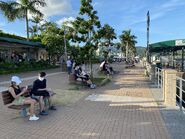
[61,63,67,72]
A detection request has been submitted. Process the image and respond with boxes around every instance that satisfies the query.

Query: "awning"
[0,37,43,48]
[149,39,185,53]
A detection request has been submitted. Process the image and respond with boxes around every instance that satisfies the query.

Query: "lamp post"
[63,26,67,61]
[63,22,76,61]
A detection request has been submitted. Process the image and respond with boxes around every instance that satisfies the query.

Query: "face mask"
[15,82,20,86]
[38,76,44,81]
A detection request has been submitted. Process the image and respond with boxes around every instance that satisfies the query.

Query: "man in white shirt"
[66,56,72,75]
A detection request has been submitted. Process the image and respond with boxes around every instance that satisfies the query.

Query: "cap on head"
[11,76,22,85]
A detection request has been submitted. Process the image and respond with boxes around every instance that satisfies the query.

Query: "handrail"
[176,76,185,111]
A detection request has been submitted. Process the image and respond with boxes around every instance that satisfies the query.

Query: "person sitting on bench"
[100,60,114,75]
[9,76,39,121]
[31,72,56,116]
[74,64,96,89]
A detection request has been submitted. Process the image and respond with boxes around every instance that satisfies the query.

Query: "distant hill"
[136,46,146,57]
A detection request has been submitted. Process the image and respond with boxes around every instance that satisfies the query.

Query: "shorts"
[83,75,89,80]
[33,90,50,97]
[67,67,72,74]
[14,96,25,105]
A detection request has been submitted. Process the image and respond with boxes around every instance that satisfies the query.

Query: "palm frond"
[29,0,46,7]
[0,1,20,21]
[28,6,43,17]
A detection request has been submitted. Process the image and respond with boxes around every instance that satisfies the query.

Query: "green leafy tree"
[29,25,37,36]
[29,15,43,36]
[73,0,101,78]
[98,24,117,59]
[41,23,65,64]
[119,30,137,61]
[0,0,46,40]
[115,42,125,58]
[99,24,116,45]
[40,21,53,32]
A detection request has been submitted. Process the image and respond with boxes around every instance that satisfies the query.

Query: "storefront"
[0,37,47,61]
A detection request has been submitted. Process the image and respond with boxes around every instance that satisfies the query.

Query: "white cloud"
[151,0,185,20]
[56,17,75,26]
[40,0,73,18]
[17,0,73,19]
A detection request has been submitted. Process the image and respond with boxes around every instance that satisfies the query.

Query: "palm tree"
[99,24,116,45]
[119,30,137,61]
[0,0,46,40]
[29,15,43,35]
[29,25,37,36]
[115,42,124,57]
[97,24,116,59]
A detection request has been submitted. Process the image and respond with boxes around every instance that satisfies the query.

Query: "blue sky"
[0,0,185,47]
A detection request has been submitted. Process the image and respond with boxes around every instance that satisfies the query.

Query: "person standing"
[66,56,72,75]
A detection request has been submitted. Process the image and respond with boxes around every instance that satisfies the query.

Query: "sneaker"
[29,115,39,121]
[39,111,48,116]
[27,111,30,116]
[49,106,57,110]
[26,108,30,116]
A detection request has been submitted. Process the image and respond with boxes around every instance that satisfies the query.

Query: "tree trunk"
[126,41,128,62]
[26,10,29,40]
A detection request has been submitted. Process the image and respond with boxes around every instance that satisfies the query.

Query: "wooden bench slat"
[8,104,30,110]
[1,91,14,105]
[2,98,14,105]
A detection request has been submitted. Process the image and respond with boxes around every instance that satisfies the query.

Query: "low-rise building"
[0,37,47,62]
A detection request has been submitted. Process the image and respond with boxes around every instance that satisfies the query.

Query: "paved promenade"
[0,63,184,138]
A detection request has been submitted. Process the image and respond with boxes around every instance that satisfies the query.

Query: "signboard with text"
[175,40,185,46]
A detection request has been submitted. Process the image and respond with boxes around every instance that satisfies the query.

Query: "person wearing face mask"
[9,76,39,121]
[31,72,56,115]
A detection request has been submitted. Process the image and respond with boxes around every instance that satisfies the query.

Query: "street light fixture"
[62,22,76,61]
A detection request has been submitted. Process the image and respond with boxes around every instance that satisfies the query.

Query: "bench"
[68,74,88,86]
[1,90,30,110]
[1,86,56,112]
[69,74,84,82]
[98,70,109,75]
[125,64,135,68]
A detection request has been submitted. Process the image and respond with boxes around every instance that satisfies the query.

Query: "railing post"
[163,69,177,106]
[161,69,164,91]
[158,68,160,88]
[179,79,182,111]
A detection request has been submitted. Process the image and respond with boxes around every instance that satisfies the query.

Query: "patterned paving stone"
[0,63,171,139]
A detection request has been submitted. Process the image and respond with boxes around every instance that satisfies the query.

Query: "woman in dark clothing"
[74,64,96,89]
[101,60,114,75]
[9,76,39,121]
[31,72,56,115]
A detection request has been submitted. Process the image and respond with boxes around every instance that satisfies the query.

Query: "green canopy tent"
[149,39,185,71]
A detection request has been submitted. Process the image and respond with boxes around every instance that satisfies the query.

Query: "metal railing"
[176,77,185,111]
[155,67,163,90]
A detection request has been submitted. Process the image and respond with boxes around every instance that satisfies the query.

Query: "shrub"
[0,60,58,75]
